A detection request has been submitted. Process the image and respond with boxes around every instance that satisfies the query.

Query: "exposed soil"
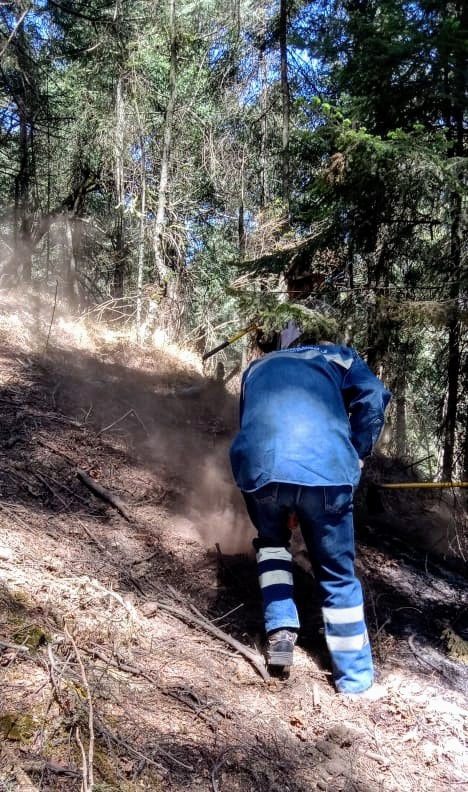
[0,294,466,792]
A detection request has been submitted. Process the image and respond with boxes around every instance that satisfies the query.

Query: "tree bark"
[113,75,126,297]
[65,213,80,308]
[238,147,246,259]
[136,138,146,342]
[153,0,177,288]
[14,99,32,282]
[395,350,407,459]
[279,0,290,212]
[441,1,466,480]
[259,43,269,209]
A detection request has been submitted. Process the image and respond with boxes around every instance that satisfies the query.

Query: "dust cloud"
[180,452,256,555]
[0,289,256,555]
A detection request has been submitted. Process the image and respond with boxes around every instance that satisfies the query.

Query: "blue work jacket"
[230,344,391,492]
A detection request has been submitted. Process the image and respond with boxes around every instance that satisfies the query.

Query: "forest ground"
[0,291,466,792]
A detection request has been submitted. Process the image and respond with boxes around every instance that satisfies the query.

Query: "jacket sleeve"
[341,350,392,459]
[239,368,247,424]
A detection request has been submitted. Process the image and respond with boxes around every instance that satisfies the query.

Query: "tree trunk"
[279,0,290,212]
[395,355,407,459]
[238,147,246,259]
[259,43,268,209]
[441,2,466,480]
[113,75,126,297]
[442,245,461,481]
[14,99,32,283]
[65,213,80,308]
[153,0,177,287]
[136,141,146,342]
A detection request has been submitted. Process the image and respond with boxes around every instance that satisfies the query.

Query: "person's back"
[230,339,391,695]
[231,343,389,492]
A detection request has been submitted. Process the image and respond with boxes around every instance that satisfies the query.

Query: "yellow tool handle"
[202,324,257,361]
[380,482,468,489]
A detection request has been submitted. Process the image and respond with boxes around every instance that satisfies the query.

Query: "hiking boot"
[267,629,297,668]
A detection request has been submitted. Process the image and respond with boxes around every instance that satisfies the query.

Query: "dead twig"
[89,580,137,620]
[0,501,32,531]
[98,408,149,437]
[18,758,80,778]
[98,409,134,435]
[47,644,64,707]
[36,437,78,466]
[0,639,30,654]
[93,717,176,774]
[45,279,59,352]
[64,625,95,791]
[211,603,244,623]
[76,518,109,554]
[82,647,222,733]
[35,472,69,510]
[0,5,31,60]
[77,469,132,521]
[37,470,91,508]
[148,594,269,682]
[19,405,82,427]
[75,726,89,792]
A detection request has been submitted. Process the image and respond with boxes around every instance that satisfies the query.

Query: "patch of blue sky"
[0,104,20,134]
[403,2,426,22]
[21,4,57,54]
[207,30,232,69]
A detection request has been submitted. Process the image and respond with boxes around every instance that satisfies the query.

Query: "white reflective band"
[257,547,292,564]
[322,605,364,624]
[259,570,293,589]
[326,631,369,652]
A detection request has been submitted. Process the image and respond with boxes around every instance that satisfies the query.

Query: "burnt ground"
[0,295,467,792]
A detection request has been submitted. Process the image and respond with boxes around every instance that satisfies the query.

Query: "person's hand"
[359,459,364,469]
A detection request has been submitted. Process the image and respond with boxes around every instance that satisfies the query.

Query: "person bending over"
[229,329,391,695]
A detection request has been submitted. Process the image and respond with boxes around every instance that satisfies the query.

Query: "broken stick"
[77,469,132,521]
[150,599,269,682]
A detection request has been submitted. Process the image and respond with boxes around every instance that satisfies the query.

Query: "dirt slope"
[0,294,466,792]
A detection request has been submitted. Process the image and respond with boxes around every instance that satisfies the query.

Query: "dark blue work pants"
[243,482,373,694]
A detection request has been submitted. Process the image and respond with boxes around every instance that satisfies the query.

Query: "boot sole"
[267,649,294,667]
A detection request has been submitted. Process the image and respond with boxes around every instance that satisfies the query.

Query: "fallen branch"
[0,639,30,654]
[148,598,269,682]
[17,758,80,778]
[77,469,132,521]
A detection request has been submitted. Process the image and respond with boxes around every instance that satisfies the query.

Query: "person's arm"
[342,351,392,460]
